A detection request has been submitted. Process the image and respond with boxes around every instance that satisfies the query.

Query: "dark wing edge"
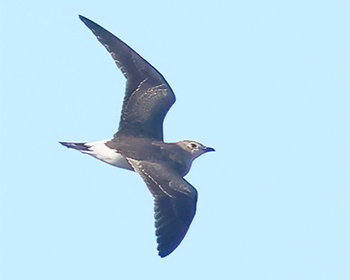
[127,158,198,257]
[79,15,175,141]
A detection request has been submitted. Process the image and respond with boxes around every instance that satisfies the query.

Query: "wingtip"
[158,253,168,258]
[78,14,86,21]
[78,15,91,26]
[79,15,98,28]
[157,248,171,258]
[156,238,180,258]
[78,15,104,34]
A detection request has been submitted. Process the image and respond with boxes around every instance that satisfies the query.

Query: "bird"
[60,15,215,258]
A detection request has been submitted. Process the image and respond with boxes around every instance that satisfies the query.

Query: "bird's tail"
[59,140,133,170]
[59,141,91,151]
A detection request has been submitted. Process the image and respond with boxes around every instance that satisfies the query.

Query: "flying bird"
[60,15,214,257]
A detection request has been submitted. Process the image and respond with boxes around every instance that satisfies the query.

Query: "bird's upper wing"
[79,15,175,141]
[127,158,198,257]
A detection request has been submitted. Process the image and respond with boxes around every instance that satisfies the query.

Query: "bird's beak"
[204,146,215,153]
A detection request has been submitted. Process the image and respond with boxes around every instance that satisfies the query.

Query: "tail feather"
[59,141,90,151]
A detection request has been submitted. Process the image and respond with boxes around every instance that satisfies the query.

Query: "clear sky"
[1,1,349,279]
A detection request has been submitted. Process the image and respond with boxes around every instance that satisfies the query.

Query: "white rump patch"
[81,140,133,171]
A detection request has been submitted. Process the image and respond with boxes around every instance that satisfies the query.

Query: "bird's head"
[177,140,215,160]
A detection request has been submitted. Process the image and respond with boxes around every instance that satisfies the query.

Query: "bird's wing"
[127,158,198,257]
[79,15,175,141]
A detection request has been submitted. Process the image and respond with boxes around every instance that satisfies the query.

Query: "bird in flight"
[60,15,214,257]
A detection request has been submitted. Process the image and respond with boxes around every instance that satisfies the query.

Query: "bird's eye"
[190,143,197,149]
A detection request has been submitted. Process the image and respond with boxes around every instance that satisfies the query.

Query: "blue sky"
[1,1,349,279]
